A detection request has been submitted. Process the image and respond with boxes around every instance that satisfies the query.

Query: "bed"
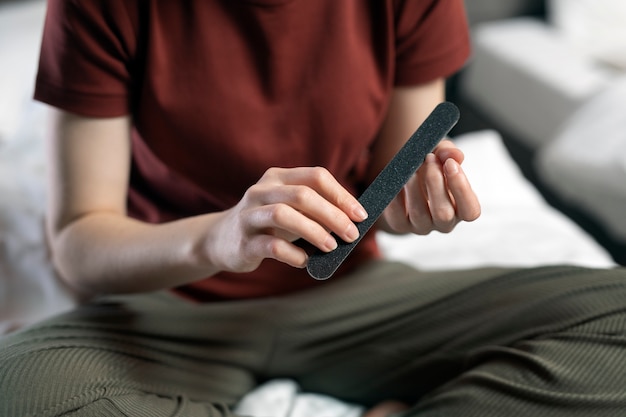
[0,1,617,415]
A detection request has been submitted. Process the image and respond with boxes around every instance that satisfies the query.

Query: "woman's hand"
[379,139,481,235]
[47,111,369,294]
[205,167,368,273]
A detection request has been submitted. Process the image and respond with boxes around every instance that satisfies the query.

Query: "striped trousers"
[2,261,626,416]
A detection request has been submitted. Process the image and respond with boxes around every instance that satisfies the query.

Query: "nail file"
[306,101,460,280]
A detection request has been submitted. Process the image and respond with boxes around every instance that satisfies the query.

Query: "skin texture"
[45,78,480,299]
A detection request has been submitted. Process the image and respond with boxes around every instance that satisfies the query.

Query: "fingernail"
[425,153,437,164]
[299,254,309,269]
[325,236,338,252]
[346,223,360,242]
[444,158,459,175]
[354,206,368,221]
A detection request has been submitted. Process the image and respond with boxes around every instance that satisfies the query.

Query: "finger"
[249,184,360,244]
[434,139,464,164]
[422,153,458,233]
[248,234,309,269]
[443,158,481,222]
[383,187,412,233]
[403,174,434,235]
[247,203,340,253]
[262,167,368,223]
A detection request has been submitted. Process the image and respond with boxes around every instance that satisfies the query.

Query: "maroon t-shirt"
[35,0,471,301]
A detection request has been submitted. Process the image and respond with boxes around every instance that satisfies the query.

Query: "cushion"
[535,75,626,243]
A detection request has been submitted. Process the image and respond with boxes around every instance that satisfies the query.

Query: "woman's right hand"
[47,109,367,294]
[204,167,369,273]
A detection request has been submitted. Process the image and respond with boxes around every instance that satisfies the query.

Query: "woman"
[2,1,626,416]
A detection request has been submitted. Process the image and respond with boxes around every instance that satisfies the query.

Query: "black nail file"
[306,102,460,280]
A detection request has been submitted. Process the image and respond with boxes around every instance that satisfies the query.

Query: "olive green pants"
[2,262,626,416]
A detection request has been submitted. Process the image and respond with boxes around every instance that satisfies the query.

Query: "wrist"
[187,210,230,275]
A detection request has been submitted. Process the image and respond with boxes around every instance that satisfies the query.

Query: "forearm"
[44,110,221,296]
[50,211,224,297]
[50,165,368,297]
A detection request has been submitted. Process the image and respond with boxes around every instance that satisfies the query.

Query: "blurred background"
[0,0,625,334]
[449,0,626,266]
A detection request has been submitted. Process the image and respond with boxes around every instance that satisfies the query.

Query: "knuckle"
[408,205,428,220]
[413,221,434,235]
[266,239,282,258]
[264,167,279,177]
[433,206,456,223]
[433,212,459,233]
[262,167,283,182]
[265,238,293,264]
[243,184,263,202]
[242,184,272,207]
[292,186,314,205]
[407,210,432,235]
[267,203,289,224]
[310,166,330,185]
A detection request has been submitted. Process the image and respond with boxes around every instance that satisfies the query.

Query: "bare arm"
[370,79,481,235]
[45,110,227,297]
[46,109,366,298]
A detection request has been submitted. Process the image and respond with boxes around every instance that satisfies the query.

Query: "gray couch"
[456,0,626,265]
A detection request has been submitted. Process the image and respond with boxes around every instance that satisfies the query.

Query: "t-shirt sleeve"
[393,0,471,86]
[34,0,136,117]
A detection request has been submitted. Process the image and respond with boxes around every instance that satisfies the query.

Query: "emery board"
[306,101,460,280]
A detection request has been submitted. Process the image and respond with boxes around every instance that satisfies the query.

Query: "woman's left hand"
[379,139,481,235]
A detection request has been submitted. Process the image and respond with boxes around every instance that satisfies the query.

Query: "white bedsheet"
[379,130,616,271]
